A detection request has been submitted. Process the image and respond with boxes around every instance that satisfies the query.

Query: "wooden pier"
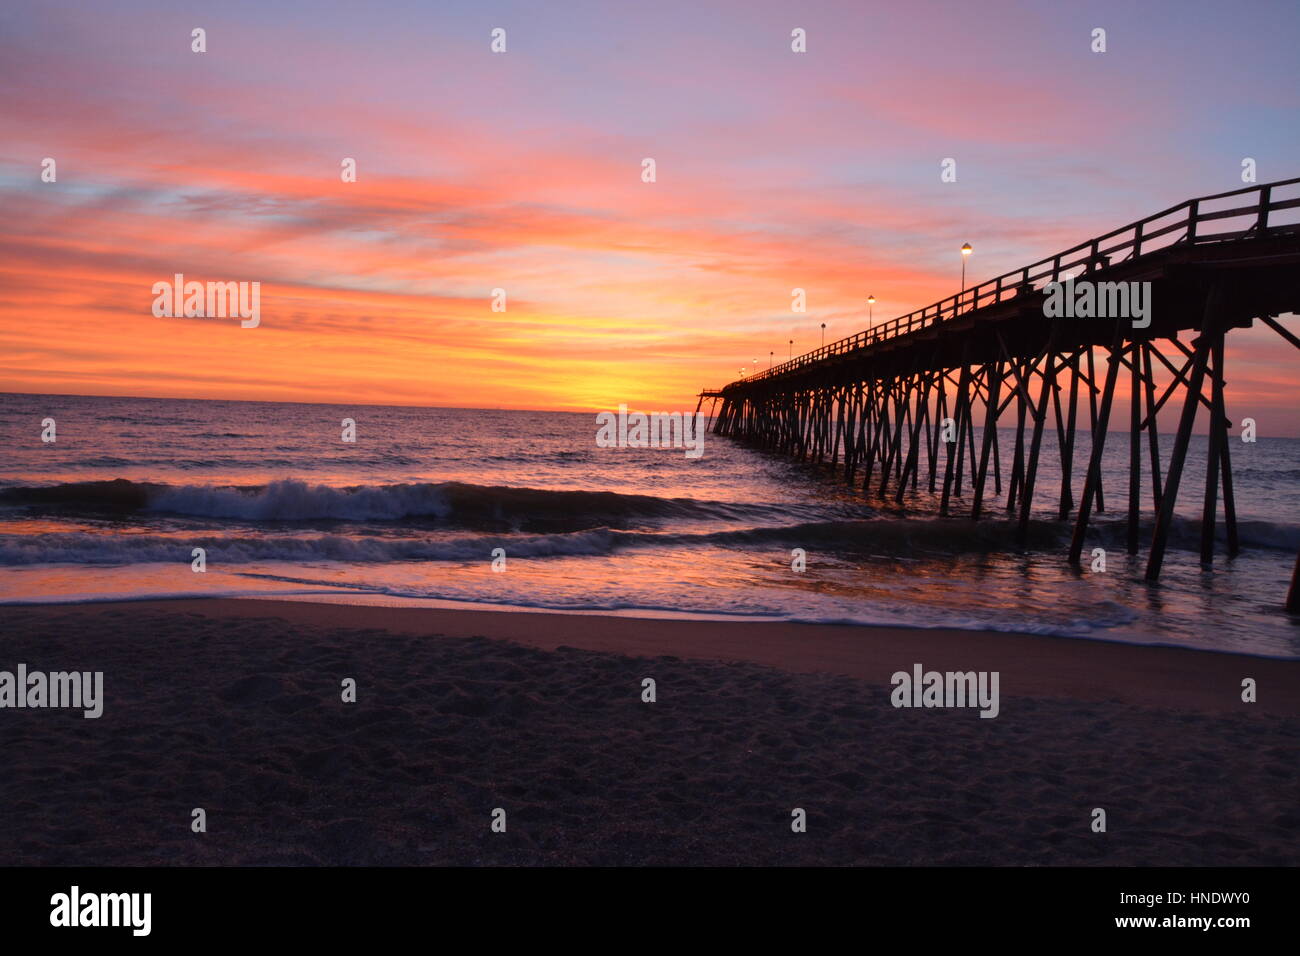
[703,178,1300,586]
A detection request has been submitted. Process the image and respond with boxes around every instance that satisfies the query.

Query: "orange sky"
[1,1,1297,433]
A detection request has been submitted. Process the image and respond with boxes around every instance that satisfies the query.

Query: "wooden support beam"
[941,349,972,516]
[1127,339,1142,555]
[898,363,936,502]
[1086,345,1106,514]
[1200,334,1227,566]
[1141,341,1163,510]
[1069,326,1124,564]
[878,379,904,498]
[971,359,1003,520]
[959,364,981,493]
[1147,284,1223,581]
[1144,341,1220,425]
[1259,314,1300,351]
[1219,410,1239,558]
[1058,350,1080,520]
[1017,323,1059,545]
[1008,357,1028,513]
[929,367,947,493]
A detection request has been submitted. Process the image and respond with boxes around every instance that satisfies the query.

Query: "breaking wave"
[0,478,799,529]
[0,513,1292,566]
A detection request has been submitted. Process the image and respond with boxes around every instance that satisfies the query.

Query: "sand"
[0,598,1296,866]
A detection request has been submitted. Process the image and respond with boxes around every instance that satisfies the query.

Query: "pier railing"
[727,177,1300,389]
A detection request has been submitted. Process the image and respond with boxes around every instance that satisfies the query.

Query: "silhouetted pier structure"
[702,178,1300,587]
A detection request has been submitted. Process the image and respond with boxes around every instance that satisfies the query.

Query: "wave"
[0,478,798,529]
[1082,514,1300,552]
[0,512,1292,567]
[0,529,629,565]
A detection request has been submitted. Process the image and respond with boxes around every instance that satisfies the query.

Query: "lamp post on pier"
[960,243,973,307]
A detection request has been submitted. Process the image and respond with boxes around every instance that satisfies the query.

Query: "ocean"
[1,392,1297,658]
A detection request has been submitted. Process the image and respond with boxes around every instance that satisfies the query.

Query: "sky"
[1,0,1297,431]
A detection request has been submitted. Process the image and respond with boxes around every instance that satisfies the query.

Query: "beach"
[2,599,1295,866]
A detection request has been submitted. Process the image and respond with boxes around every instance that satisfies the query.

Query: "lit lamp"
[960,243,973,299]
[868,294,876,325]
